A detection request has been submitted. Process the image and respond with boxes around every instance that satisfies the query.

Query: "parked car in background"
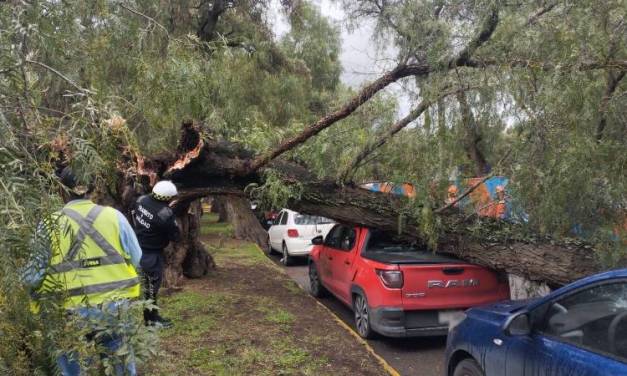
[445,268,627,376]
[308,225,510,338]
[267,209,335,265]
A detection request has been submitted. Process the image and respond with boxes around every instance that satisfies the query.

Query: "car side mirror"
[504,312,531,336]
[311,235,324,245]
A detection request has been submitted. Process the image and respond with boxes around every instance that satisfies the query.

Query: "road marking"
[313,299,401,376]
[253,244,401,376]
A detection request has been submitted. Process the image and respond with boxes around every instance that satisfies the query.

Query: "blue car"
[445,268,627,376]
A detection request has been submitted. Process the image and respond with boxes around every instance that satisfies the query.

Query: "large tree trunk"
[164,199,215,288]
[223,195,269,249]
[140,123,623,287]
[213,196,229,223]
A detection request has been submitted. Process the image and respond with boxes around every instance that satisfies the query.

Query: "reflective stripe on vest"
[35,202,140,308]
[50,206,126,273]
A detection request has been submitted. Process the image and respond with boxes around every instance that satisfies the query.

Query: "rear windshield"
[364,230,420,253]
[294,214,334,225]
[363,229,461,264]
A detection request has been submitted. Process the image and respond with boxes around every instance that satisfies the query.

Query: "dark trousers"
[140,251,164,322]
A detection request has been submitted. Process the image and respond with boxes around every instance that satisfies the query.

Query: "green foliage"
[246,169,304,210]
[282,1,342,93]
[333,0,626,259]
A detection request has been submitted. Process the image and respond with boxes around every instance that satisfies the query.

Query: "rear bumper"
[284,238,314,256]
[370,307,450,338]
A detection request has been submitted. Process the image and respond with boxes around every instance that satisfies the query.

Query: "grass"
[148,216,327,375]
[200,213,234,237]
[147,213,385,376]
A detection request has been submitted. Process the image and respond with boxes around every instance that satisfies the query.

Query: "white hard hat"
[152,180,178,201]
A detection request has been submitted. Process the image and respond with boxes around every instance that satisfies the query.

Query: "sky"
[269,0,414,117]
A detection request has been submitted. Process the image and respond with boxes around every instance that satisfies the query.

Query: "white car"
[267,209,335,265]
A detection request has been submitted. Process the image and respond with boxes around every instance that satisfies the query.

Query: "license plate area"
[438,310,465,329]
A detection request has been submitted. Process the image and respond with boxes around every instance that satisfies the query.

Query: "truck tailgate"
[400,263,508,310]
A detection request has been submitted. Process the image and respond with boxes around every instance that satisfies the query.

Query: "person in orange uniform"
[446,185,459,207]
[494,185,507,219]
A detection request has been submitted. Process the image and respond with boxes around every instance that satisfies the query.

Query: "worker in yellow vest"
[22,167,143,376]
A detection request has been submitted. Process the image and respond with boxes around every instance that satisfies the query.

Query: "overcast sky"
[269,0,414,116]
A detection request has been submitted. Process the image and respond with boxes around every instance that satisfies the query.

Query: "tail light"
[287,229,299,238]
[376,269,404,289]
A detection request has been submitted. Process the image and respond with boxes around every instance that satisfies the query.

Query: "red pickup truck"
[309,225,510,338]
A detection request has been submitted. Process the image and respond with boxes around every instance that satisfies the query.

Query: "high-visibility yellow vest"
[35,200,140,309]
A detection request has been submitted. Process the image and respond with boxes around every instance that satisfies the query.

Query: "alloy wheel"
[354,295,370,338]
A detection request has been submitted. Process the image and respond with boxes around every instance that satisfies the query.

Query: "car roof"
[568,268,627,288]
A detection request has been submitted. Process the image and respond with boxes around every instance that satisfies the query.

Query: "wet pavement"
[267,253,447,376]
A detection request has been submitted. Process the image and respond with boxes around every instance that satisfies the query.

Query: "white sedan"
[267,209,335,266]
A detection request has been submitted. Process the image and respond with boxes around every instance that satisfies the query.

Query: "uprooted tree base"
[129,122,624,288]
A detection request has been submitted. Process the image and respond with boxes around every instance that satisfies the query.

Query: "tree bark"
[595,70,625,141]
[223,195,269,249]
[287,181,610,287]
[164,199,215,288]
[213,196,229,222]
[197,0,230,42]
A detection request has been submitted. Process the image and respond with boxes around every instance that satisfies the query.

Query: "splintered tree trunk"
[163,199,215,288]
[223,195,269,250]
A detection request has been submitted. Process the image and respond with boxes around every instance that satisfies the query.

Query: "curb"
[252,244,401,376]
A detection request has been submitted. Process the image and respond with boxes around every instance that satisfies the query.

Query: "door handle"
[344,260,350,265]
[327,256,333,260]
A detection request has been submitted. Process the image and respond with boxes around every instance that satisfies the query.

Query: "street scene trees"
[0,0,625,374]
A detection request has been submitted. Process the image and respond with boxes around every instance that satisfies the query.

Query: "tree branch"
[456,90,490,176]
[339,87,466,182]
[448,6,499,69]
[197,0,231,42]
[525,2,558,26]
[595,70,625,141]
[119,4,170,37]
[246,6,501,174]
[463,58,627,72]
[24,59,89,93]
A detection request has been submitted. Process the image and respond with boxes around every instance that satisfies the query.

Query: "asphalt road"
[266,253,447,376]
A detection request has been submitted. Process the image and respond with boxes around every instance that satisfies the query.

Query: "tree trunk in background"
[163,199,215,288]
[456,91,491,176]
[214,196,229,222]
[224,195,269,250]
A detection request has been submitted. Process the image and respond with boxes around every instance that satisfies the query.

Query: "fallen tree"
[134,122,621,288]
[111,3,625,289]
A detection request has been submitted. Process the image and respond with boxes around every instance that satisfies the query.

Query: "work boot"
[144,308,173,328]
[153,314,173,329]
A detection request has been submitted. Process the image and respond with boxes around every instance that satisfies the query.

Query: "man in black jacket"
[133,180,180,327]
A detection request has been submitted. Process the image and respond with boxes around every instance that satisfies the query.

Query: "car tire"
[353,293,375,339]
[282,242,293,266]
[308,262,327,298]
[453,358,484,376]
